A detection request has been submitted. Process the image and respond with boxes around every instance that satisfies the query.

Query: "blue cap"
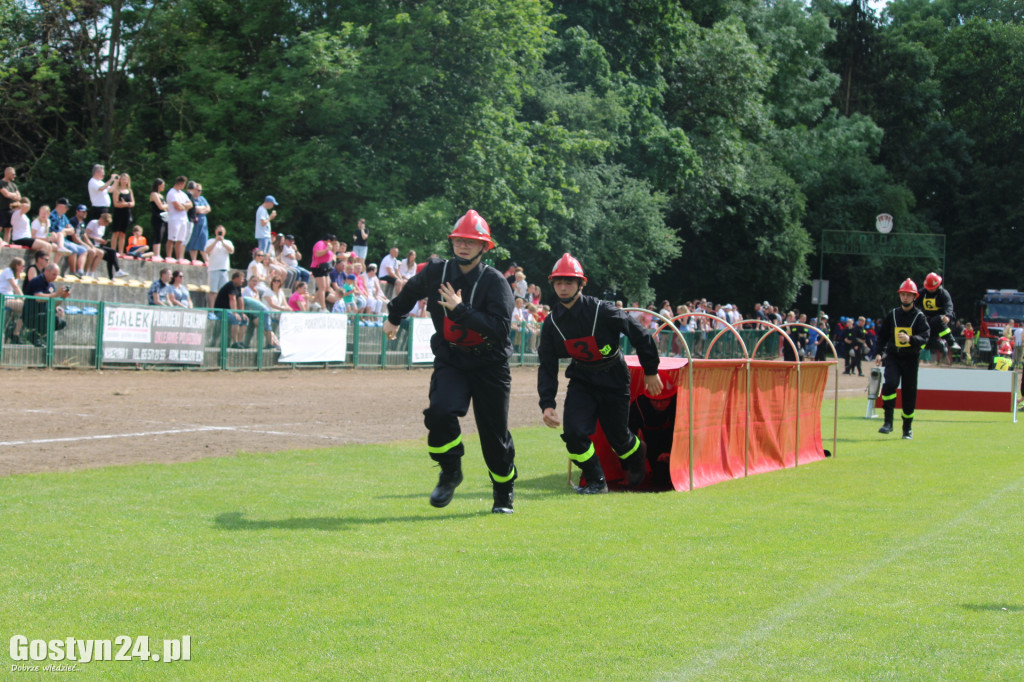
[264,195,278,205]
[346,274,356,280]
[76,204,87,212]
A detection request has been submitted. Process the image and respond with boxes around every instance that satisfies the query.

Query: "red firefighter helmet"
[923,272,942,291]
[449,210,494,250]
[898,278,919,296]
[548,253,587,284]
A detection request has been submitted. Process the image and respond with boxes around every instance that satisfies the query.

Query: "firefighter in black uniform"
[537,254,663,493]
[875,278,931,440]
[628,394,677,489]
[383,210,517,514]
[921,272,958,364]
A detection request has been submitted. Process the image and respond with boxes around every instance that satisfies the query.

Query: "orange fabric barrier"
[593,357,832,491]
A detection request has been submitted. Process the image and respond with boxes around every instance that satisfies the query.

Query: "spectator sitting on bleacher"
[378,246,403,296]
[359,262,386,324]
[170,270,192,308]
[260,244,289,284]
[126,224,152,258]
[330,273,357,314]
[242,274,280,349]
[22,263,69,347]
[68,205,103,275]
[349,268,369,316]
[262,276,290,313]
[51,199,89,275]
[398,250,418,283]
[288,281,311,312]
[214,270,249,349]
[9,198,57,256]
[246,248,268,284]
[82,212,129,279]
[148,268,176,306]
[1,256,25,343]
[279,234,310,285]
[22,249,51,289]
[326,259,349,308]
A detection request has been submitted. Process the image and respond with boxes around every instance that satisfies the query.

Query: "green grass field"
[2,399,1022,681]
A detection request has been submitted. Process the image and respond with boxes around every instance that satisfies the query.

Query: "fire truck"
[975,289,1024,360]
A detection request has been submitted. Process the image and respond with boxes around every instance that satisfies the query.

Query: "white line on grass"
[662,473,1024,681]
[0,426,237,447]
[0,425,362,448]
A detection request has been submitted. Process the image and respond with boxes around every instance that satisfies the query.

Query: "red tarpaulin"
[592,357,832,491]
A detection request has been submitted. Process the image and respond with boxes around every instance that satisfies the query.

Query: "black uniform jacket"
[387,259,514,370]
[537,295,660,411]
[920,286,954,319]
[876,305,931,356]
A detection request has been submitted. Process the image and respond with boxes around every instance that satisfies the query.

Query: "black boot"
[491,481,514,514]
[621,439,648,487]
[879,405,894,434]
[575,455,608,495]
[902,418,913,440]
[429,461,463,508]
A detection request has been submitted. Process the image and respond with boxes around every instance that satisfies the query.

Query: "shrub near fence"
[0,294,547,370]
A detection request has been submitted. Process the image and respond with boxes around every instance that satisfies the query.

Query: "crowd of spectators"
[4,164,1001,362]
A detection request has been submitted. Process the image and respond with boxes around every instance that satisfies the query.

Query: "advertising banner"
[278,313,348,363]
[411,318,434,363]
[102,306,207,364]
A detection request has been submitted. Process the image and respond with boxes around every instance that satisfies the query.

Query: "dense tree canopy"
[1,0,1020,316]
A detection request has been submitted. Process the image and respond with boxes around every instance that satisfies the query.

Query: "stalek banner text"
[102,306,207,364]
[278,312,348,363]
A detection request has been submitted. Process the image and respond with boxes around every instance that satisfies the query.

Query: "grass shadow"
[214,510,483,531]
[960,603,1024,613]
[376,471,574,501]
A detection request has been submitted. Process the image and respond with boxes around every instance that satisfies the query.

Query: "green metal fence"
[0,294,544,370]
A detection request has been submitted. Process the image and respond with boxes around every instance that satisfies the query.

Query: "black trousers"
[423,359,516,482]
[880,353,921,420]
[99,246,120,278]
[927,316,951,350]
[562,378,638,458]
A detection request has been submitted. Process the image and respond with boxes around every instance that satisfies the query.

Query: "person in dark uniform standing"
[537,253,663,493]
[875,278,931,440]
[920,272,958,364]
[383,210,517,514]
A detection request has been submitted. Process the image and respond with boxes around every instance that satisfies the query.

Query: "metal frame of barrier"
[576,310,838,493]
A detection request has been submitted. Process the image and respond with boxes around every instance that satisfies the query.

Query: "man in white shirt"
[378,246,402,297]
[254,196,277,253]
[87,164,117,222]
[165,175,193,261]
[204,224,235,307]
[280,234,311,285]
[81,213,128,278]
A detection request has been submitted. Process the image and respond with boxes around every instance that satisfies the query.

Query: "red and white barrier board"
[873,368,1019,421]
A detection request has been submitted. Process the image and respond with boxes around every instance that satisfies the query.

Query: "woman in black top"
[110,173,135,254]
[149,178,168,259]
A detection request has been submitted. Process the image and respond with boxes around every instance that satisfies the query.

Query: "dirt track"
[0,365,868,477]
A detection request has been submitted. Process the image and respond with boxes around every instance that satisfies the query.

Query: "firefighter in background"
[992,323,1014,371]
[921,272,958,364]
[537,254,663,493]
[383,210,517,514]
[875,278,931,440]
